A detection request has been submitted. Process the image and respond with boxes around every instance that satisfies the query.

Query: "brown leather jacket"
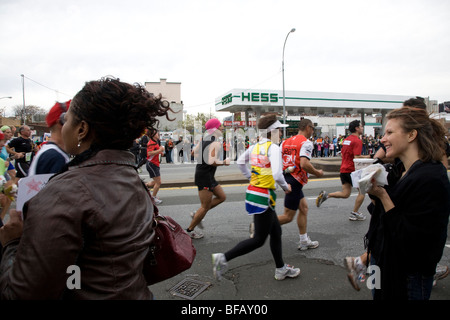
[0,150,155,299]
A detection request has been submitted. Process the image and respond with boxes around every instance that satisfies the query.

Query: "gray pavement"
[142,158,450,302]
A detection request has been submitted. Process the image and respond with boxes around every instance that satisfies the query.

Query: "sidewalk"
[159,157,342,188]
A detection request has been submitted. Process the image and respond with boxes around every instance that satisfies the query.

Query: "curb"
[160,171,341,189]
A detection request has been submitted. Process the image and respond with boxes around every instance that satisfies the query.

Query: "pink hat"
[205,118,221,134]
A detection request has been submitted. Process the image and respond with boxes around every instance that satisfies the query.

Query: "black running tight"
[224,208,284,268]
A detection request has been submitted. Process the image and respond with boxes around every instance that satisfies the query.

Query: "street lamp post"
[282,28,295,139]
[21,74,26,125]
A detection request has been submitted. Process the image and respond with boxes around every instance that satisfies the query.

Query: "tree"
[179,112,213,133]
[13,104,46,124]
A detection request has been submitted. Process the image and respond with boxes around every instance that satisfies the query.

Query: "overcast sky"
[1,0,449,118]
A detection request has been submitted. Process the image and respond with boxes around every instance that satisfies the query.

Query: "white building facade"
[145,78,184,131]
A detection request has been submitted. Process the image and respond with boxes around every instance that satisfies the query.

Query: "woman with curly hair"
[0,77,172,299]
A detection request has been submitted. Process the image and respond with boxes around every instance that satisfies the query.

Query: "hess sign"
[221,92,279,105]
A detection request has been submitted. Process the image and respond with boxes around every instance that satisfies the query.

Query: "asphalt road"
[141,164,450,302]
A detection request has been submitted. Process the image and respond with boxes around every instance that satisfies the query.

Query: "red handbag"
[143,202,197,285]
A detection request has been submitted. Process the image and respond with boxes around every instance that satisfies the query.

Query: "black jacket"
[366,160,450,299]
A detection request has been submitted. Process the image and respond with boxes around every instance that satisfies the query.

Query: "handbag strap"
[139,179,160,217]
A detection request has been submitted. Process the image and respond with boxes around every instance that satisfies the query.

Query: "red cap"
[46,100,71,128]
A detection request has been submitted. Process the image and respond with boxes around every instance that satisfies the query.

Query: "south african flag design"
[245,185,277,215]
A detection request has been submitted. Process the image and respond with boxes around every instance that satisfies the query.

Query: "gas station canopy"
[215,89,413,117]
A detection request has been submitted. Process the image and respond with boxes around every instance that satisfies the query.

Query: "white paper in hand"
[358,164,388,194]
[16,174,53,212]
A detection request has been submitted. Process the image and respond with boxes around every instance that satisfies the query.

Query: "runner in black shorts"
[283,174,305,211]
[316,120,369,222]
[194,149,218,191]
[339,172,353,186]
[146,161,160,179]
[7,125,35,179]
[145,130,164,204]
[279,119,324,250]
[187,119,230,239]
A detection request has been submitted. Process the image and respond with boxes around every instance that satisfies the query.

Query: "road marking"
[445,244,450,249]
[309,177,340,182]
[307,192,360,201]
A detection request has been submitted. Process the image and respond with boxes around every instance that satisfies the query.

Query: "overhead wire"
[22,75,72,98]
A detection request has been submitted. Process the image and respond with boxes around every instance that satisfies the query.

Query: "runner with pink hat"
[187,118,229,239]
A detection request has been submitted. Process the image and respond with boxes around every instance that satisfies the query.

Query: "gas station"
[215,88,414,137]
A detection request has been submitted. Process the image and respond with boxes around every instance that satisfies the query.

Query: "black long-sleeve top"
[366,160,450,299]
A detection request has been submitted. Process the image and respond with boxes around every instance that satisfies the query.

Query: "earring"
[77,140,82,148]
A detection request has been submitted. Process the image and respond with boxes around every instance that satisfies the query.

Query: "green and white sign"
[216,88,411,114]
[221,92,279,105]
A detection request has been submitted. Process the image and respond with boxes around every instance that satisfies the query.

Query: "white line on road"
[306,192,360,201]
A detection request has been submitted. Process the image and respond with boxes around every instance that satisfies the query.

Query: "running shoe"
[188,229,204,239]
[298,237,319,251]
[212,253,228,280]
[435,264,449,280]
[153,197,162,205]
[190,211,204,229]
[344,256,366,291]
[275,264,301,280]
[433,264,449,286]
[349,211,366,221]
[316,190,328,207]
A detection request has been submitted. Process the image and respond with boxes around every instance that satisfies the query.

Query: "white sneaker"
[212,253,228,280]
[275,264,301,280]
[349,211,366,221]
[433,264,449,287]
[188,229,204,239]
[190,211,204,229]
[298,237,319,251]
[344,257,366,291]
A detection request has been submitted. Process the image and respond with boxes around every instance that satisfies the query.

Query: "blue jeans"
[406,272,433,300]
[371,256,433,300]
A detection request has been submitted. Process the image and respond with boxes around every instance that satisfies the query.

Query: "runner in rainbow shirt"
[212,115,301,281]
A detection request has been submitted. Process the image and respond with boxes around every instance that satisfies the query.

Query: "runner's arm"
[237,146,252,179]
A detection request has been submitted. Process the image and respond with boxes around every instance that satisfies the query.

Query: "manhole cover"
[169,278,211,300]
